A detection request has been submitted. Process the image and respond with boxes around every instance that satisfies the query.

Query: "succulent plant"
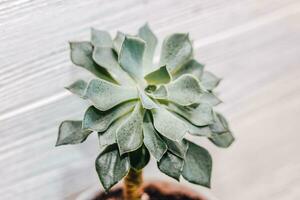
[56,24,234,199]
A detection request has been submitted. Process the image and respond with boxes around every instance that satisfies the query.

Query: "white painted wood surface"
[1,0,300,199]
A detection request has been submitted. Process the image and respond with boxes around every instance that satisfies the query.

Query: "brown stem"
[123,168,143,200]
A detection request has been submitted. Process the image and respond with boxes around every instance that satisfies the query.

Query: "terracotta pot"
[77,181,219,200]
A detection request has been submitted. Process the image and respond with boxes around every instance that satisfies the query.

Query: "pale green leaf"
[98,131,115,153]
[152,108,187,141]
[98,115,129,153]
[166,74,203,106]
[113,31,125,54]
[158,152,184,181]
[172,59,204,80]
[91,28,113,47]
[129,145,150,170]
[65,79,88,99]
[167,113,212,137]
[187,124,212,137]
[138,23,158,73]
[83,101,136,132]
[209,131,234,148]
[167,103,214,126]
[209,112,229,133]
[56,121,92,146]
[148,85,167,99]
[85,79,138,111]
[95,147,130,191]
[162,136,188,159]
[160,33,192,72]
[93,47,135,86]
[119,36,145,80]
[69,42,115,83]
[182,140,212,188]
[199,92,222,106]
[143,112,167,161]
[201,71,221,91]
[144,65,171,85]
[138,89,158,109]
[116,103,144,155]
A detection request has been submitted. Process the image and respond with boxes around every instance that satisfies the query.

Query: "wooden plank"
[0,9,300,199]
[0,0,299,116]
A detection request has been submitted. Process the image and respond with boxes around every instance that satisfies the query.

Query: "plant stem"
[123,168,143,200]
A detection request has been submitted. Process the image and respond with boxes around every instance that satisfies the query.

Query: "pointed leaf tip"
[92,47,135,86]
[65,79,88,98]
[82,101,136,132]
[144,65,171,85]
[85,79,138,111]
[152,108,187,141]
[56,121,92,146]
[119,36,146,80]
[138,23,158,73]
[166,74,203,106]
[69,41,116,83]
[160,33,193,73]
[158,152,184,181]
[91,28,113,47]
[201,71,221,91]
[95,147,130,191]
[182,140,212,188]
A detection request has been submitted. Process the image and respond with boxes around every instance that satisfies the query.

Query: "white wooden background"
[1,0,300,199]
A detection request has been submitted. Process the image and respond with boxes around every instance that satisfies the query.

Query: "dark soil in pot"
[92,181,206,200]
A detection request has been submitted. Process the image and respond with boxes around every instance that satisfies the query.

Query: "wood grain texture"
[0,0,300,199]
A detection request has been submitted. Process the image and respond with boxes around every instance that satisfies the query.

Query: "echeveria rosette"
[56,24,234,191]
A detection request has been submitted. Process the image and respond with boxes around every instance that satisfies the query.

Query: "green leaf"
[116,103,144,155]
[95,147,130,191]
[172,59,204,80]
[65,79,88,99]
[148,85,168,99]
[113,31,125,54]
[182,140,212,188]
[199,92,222,106]
[160,33,192,72]
[158,152,184,181]
[167,113,212,137]
[209,112,229,133]
[167,103,214,126]
[98,115,129,153]
[138,89,158,109]
[119,36,146,80]
[91,28,113,47]
[93,47,135,86]
[138,23,158,73]
[166,74,203,106]
[83,101,136,132]
[201,71,221,91]
[187,124,212,137]
[56,121,92,146]
[152,108,187,141]
[69,42,115,83]
[209,131,234,148]
[85,79,138,111]
[143,112,167,161]
[144,66,171,85]
[129,145,150,170]
[162,136,188,159]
